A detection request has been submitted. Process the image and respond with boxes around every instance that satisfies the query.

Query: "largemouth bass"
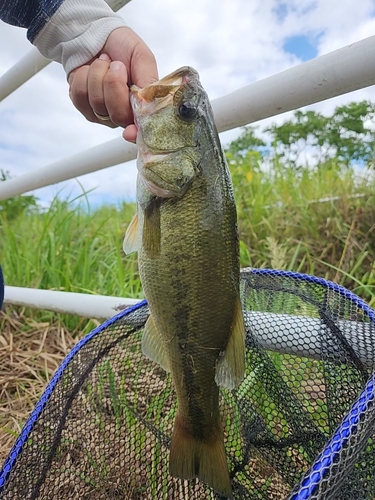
[123,66,245,498]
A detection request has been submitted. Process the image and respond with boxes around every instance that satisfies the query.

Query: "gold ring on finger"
[93,110,111,121]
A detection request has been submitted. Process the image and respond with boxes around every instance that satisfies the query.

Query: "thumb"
[103,27,159,88]
[130,43,159,88]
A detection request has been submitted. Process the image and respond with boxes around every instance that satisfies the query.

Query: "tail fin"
[169,413,233,499]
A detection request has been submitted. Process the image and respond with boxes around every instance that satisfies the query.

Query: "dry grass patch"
[0,306,90,463]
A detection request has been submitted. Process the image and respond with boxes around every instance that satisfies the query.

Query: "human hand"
[68,27,158,142]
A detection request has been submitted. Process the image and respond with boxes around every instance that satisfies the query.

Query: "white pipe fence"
[4,286,140,317]
[0,138,137,200]
[4,286,374,367]
[1,35,375,200]
[1,3,375,363]
[0,50,50,102]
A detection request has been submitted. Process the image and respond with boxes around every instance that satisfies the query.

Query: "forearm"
[0,0,63,36]
[0,0,127,74]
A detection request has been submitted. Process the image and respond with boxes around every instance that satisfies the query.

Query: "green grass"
[1,158,375,334]
[231,158,375,305]
[0,197,142,332]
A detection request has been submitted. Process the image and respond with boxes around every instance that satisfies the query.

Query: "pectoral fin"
[143,198,161,257]
[142,314,170,372]
[123,213,139,254]
[215,297,245,390]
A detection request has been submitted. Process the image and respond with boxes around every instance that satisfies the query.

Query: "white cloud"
[0,0,374,205]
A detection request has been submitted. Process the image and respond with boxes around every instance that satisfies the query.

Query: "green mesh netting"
[1,269,375,500]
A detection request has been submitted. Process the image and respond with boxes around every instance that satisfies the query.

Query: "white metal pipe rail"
[1,34,375,200]
[4,285,374,368]
[0,138,137,200]
[4,286,140,317]
[0,49,50,102]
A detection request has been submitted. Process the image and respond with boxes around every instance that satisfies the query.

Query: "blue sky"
[274,2,288,22]
[283,34,320,61]
[1,0,375,206]
[274,1,321,62]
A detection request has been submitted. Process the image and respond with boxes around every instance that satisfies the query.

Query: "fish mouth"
[130,66,199,116]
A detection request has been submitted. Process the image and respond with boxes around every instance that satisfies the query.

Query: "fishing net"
[1,268,375,500]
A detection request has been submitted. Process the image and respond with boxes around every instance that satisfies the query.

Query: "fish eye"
[178,101,198,122]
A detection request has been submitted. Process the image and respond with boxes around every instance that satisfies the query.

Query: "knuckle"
[69,67,89,104]
[72,82,88,103]
[103,70,123,88]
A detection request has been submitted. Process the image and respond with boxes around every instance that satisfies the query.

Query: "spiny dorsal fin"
[142,314,170,372]
[123,213,139,254]
[215,296,245,390]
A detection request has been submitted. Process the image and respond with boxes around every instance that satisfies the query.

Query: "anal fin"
[215,296,245,390]
[142,314,170,372]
